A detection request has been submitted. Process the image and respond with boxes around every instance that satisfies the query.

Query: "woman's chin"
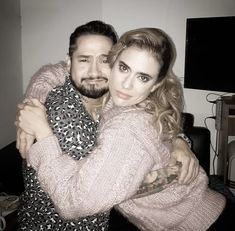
[112,98,129,107]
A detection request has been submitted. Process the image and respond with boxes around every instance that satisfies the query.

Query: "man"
[16,20,198,230]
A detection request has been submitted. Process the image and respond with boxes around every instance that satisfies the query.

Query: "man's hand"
[170,138,199,184]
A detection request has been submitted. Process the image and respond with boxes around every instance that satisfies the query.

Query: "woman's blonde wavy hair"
[108,28,184,141]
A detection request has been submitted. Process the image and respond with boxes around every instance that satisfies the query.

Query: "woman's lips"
[116,90,131,100]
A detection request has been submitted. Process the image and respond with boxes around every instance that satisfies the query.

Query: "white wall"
[21,0,102,90]
[0,0,22,148]
[21,0,235,173]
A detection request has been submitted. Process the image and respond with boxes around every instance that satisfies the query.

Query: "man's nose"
[88,60,100,77]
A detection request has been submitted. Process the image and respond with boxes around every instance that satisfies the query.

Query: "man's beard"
[70,77,109,99]
[76,85,109,99]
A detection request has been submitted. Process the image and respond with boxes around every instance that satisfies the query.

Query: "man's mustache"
[81,77,108,82]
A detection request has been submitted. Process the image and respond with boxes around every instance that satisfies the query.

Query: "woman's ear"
[150,83,159,93]
[65,55,71,72]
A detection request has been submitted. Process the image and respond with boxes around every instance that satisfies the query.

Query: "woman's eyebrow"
[138,72,153,79]
[119,60,129,69]
[119,60,153,79]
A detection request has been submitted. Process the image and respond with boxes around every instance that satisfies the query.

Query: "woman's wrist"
[35,126,53,141]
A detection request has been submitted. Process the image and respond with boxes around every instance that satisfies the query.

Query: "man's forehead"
[76,34,113,53]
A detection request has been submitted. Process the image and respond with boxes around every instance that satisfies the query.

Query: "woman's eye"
[119,64,128,72]
[138,75,149,83]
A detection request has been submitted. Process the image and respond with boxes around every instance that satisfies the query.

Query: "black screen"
[184,16,235,93]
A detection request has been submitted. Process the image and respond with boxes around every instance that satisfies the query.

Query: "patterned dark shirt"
[17,77,110,231]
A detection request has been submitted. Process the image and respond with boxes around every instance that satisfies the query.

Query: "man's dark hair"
[69,20,118,57]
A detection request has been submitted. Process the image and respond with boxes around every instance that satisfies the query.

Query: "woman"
[18,28,225,230]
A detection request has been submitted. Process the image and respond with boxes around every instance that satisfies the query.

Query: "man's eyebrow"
[100,54,109,58]
[76,55,90,58]
[119,60,153,79]
[76,54,108,58]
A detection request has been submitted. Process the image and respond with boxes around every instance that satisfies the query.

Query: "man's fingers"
[179,156,199,184]
[178,159,190,184]
[177,154,191,184]
[168,156,177,167]
[187,157,199,184]
[181,160,194,184]
[189,159,199,184]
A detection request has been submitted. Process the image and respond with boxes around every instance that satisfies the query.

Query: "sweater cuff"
[28,135,62,170]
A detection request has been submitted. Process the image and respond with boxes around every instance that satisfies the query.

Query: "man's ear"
[65,55,71,72]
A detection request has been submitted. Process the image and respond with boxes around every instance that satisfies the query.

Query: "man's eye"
[119,64,128,72]
[138,75,149,83]
[102,57,108,64]
[79,58,88,62]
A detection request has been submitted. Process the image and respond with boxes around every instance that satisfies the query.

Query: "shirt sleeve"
[28,111,164,219]
[24,61,68,103]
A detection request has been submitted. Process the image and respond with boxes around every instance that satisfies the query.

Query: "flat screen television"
[184,16,235,93]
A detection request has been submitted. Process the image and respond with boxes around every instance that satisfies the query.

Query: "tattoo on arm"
[133,163,181,199]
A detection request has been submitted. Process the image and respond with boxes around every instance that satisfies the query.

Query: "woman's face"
[109,46,160,107]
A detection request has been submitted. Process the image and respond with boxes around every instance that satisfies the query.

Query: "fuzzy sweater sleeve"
[28,110,168,219]
[25,61,68,103]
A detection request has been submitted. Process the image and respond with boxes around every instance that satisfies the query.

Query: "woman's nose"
[122,75,133,89]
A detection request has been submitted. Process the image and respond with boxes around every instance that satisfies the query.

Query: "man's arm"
[135,133,198,197]
[167,137,199,184]
[136,133,199,192]
[134,136,198,198]
[133,164,180,198]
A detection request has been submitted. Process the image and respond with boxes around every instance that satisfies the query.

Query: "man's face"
[68,35,113,98]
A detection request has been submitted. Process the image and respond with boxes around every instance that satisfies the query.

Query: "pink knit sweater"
[25,61,68,102]
[25,62,225,231]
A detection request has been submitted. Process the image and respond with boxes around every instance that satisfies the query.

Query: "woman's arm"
[27,111,167,219]
[25,61,68,103]
[16,61,68,156]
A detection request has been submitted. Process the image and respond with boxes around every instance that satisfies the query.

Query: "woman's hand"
[18,98,53,141]
[15,102,35,158]
[16,128,35,158]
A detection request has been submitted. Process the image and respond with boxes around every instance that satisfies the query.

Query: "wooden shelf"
[216,95,235,184]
